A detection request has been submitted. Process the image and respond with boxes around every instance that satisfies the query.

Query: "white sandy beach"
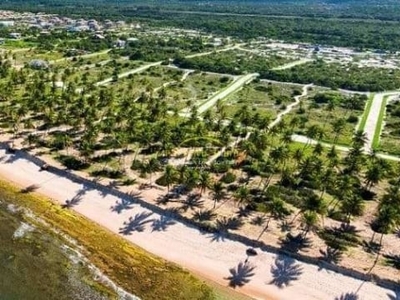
[0,148,398,300]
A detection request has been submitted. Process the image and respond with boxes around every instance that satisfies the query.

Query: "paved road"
[271,58,313,71]
[291,134,400,161]
[51,49,112,64]
[184,44,242,59]
[93,44,240,87]
[95,61,163,87]
[181,73,258,118]
[362,92,400,152]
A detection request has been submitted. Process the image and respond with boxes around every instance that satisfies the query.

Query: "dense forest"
[3,1,400,50]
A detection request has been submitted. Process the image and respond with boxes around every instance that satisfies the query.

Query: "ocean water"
[0,198,110,300]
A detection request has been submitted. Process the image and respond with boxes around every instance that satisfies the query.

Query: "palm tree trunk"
[256,216,271,241]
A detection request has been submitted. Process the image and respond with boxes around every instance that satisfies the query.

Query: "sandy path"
[179,73,257,117]
[207,84,311,165]
[291,134,400,162]
[0,151,396,300]
[271,58,313,71]
[51,49,112,64]
[195,73,258,115]
[95,61,163,87]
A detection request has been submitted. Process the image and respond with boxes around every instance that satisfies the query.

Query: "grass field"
[284,91,366,146]
[220,81,300,119]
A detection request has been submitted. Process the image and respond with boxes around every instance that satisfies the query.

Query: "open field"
[379,97,400,155]
[220,81,302,120]
[283,91,367,145]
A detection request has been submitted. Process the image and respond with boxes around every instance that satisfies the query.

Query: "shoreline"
[0,146,398,300]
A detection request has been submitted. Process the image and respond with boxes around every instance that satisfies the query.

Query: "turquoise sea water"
[0,196,110,300]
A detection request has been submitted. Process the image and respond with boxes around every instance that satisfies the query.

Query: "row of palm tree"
[0,52,399,274]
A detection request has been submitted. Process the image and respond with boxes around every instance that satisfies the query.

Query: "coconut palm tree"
[163,165,178,192]
[340,194,365,224]
[198,171,212,195]
[234,185,250,208]
[301,210,319,238]
[211,181,226,209]
[257,197,291,240]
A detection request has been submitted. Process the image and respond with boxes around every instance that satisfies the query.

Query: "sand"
[0,147,398,300]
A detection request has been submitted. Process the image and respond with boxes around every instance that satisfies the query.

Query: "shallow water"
[0,197,110,300]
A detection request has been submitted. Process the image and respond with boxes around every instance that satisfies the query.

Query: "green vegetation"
[218,81,300,119]
[0,9,400,290]
[174,50,293,76]
[379,98,400,155]
[0,179,215,300]
[0,195,117,300]
[265,60,400,92]
[285,91,367,145]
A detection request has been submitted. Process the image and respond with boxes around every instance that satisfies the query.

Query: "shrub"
[57,155,89,170]
[210,161,231,173]
[347,115,359,123]
[91,168,124,179]
[131,159,143,170]
[221,171,236,184]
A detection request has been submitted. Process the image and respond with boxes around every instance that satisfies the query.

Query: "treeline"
[140,11,400,51]
[5,0,400,21]
[4,0,400,50]
[263,61,400,92]
[174,51,289,75]
[117,36,211,62]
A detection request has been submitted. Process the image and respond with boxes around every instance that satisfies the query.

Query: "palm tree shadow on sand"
[269,255,303,288]
[111,198,135,214]
[151,216,176,232]
[119,212,154,235]
[225,261,256,288]
[62,187,91,208]
[20,184,40,194]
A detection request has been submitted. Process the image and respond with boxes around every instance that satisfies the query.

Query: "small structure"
[0,20,15,27]
[9,32,21,39]
[29,59,49,70]
[93,33,105,40]
[127,37,139,43]
[0,38,5,45]
[114,39,126,48]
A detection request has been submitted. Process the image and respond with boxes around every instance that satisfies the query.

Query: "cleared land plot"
[105,66,184,99]
[174,49,296,75]
[219,81,302,119]
[266,60,400,92]
[379,98,400,155]
[161,72,233,110]
[12,49,64,65]
[62,59,146,84]
[284,91,368,145]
